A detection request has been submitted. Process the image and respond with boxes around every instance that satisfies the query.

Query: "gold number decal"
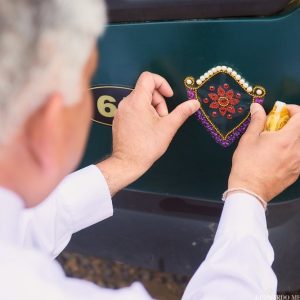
[97,95,117,118]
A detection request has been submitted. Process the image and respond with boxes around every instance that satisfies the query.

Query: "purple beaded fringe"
[187,89,264,148]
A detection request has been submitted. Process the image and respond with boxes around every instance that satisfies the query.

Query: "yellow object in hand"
[265,101,290,131]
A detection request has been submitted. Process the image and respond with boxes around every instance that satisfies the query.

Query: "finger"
[286,104,300,117]
[281,113,300,136]
[134,72,173,103]
[153,91,169,117]
[155,102,169,117]
[166,100,199,134]
[244,103,267,138]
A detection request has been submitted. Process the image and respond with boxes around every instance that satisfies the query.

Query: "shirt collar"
[0,187,24,244]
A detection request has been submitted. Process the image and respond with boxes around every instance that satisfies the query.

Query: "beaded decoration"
[184,66,266,147]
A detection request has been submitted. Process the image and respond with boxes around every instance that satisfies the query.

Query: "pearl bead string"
[185,65,265,96]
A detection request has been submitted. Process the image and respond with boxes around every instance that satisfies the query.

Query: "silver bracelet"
[222,188,268,211]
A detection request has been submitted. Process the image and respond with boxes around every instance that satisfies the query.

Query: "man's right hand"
[228,103,300,202]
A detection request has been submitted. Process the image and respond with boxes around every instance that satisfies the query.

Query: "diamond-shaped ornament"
[184,66,266,147]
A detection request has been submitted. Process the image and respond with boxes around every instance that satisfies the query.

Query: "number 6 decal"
[97,95,117,118]
[91,85,133,126]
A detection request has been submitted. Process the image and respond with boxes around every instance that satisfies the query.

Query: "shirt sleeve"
[182,192,277,300]
[20,165,113,258]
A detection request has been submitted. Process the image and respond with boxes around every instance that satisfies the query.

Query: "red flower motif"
[206,85,240,118]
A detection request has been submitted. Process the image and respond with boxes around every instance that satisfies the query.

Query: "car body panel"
[71,4,300,291]
[82,5,300,204]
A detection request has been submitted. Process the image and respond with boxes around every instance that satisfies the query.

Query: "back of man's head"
[0,0,106,143]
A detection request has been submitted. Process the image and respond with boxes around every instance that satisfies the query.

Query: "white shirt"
[0,165,277,299]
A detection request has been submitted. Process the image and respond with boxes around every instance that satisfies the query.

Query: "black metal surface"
[107,0,291,23]
[67,190,300,292]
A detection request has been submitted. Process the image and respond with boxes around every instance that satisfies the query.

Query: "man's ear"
[25,93,65,174]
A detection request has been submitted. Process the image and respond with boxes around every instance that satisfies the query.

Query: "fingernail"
[191,100,200,110]
[250,103,260,116]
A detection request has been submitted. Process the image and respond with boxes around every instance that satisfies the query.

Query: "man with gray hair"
[1,0,300,299]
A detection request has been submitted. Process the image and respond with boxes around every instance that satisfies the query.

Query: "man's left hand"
[97,72,199,196]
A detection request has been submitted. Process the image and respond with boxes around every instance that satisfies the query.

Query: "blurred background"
[58,251,300,300]
[58,251,190,300]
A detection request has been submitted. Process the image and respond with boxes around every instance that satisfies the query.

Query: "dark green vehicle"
[68,0,300,292]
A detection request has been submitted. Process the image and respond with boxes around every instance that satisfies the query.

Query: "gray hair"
[0,0,106,143]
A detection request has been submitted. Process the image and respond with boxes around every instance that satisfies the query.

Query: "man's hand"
[228,103,300,202]
[98,72,199,196]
